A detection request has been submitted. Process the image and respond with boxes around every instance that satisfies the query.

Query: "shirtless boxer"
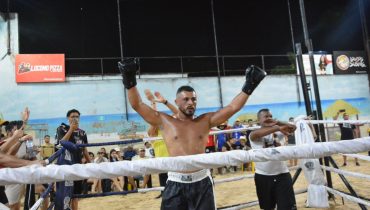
[118,58,266,210]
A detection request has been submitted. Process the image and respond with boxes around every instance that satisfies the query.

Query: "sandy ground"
[79,153,370,210]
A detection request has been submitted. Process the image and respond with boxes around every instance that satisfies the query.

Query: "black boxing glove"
[242,65,266,95]
[118,58,139,89]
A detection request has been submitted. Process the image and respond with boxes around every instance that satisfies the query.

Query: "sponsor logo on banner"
[15,54,65,83]
[333,51,368,74]
[336,55,350,71]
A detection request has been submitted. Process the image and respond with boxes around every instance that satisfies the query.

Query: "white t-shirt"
[132,155,148,161]
[145,148,155,158]
[249,133,289,175]
[275,131,287,146]
[16,143,27,159]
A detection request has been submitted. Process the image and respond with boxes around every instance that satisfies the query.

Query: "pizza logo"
[336,55,350,71]
[18,62,31,74]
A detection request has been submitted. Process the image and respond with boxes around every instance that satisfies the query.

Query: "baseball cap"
[0,119,9,126]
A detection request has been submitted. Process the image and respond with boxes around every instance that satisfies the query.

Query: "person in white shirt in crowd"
[144,141,155,158]
[91,151,109,193]
[250,108,297,210]
[132,148,151,188]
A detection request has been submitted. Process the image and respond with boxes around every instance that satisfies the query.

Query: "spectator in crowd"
[334,111,360,166]
[244,119,254,147]
[99,147,108,159]
[216,121,231,152]
[91,151,109,193]
[88,152,95,162]
[216,121,231,174]
[122,146,138,190]
[222,138,237,173]
[232,118,244,148]
[132,148,151,188]
[40,135,54,160]
[81,152,96,194]
[123,146,136,160]
[109,149,124,191]
[250,109,297,210]
[1,121,25,154]
[287,117,298,167]
[144,141,155,158]
[55,109,90,210]
[1,108,35,210]
[205,128,216,154]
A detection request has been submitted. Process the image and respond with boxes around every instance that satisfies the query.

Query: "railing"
[65,54,296,78]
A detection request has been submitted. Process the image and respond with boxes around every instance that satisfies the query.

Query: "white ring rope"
[0,137,369,185]
[221,201,259,210]
[325,186,370,207]
[209,126,259,135]
[321,166,370,180]
[307,120,370,124]
[340,153,370,162]
[137,187,164,193]
[65,167,299,195]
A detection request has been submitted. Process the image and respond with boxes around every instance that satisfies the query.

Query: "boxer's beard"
[180,107,194,117]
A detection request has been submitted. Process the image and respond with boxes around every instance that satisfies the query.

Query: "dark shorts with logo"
[254,172,297,210]
[161,176,215,210]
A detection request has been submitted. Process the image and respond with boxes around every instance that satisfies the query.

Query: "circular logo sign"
[336,55,350,71]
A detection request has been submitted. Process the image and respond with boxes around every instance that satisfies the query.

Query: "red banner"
[15,54,65,83]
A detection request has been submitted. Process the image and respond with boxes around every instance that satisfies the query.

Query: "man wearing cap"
[232,119,244,150]
[132,148,151,188]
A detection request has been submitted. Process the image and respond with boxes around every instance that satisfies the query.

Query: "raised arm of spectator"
[0,151,44,168]
[0,128,24,153]
[7,134,32,156]
[145,89,179,137]
[153,91,178,115]
[0,108,29,153]
[21,107,30,127]
[250,120,296,141]
[333,111,341,120]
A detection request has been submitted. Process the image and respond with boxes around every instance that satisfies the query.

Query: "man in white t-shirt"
[249,108,297,210]
[132,148,151,188]
[144,141,155,158]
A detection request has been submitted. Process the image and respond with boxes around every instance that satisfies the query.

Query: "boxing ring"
[0,120,370,210]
